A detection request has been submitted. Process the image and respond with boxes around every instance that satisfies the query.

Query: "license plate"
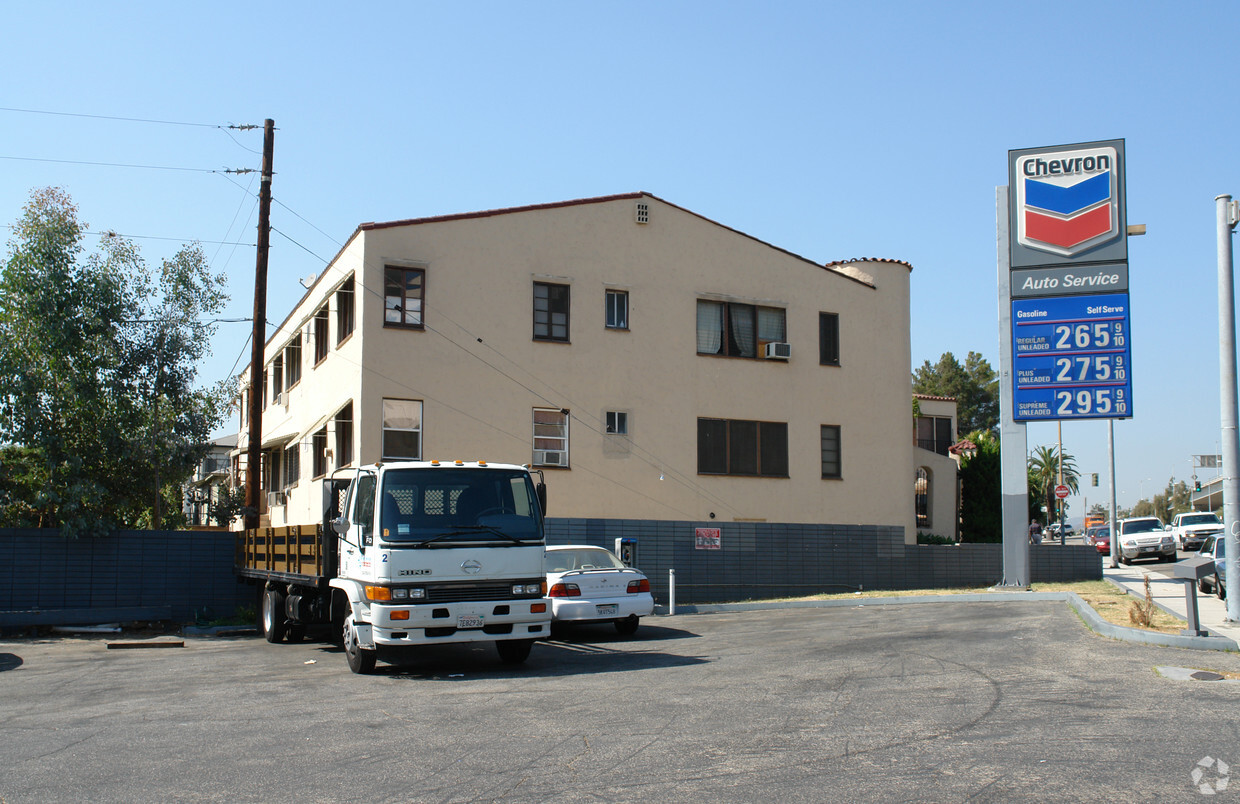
[1142,546,1156,553]
[458,615,484,629]
[596,604,618,616]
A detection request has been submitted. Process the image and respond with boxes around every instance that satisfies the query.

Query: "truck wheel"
[343,614,376,674]
[496,639,534,664]
[614,615,640,635]
[263,587,288,644]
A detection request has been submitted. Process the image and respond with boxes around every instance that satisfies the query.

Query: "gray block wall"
[545,518,1102,604]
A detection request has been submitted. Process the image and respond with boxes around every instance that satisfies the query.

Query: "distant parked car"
[1085,525,1111,555]
[545,545,655,635]
[1168,511,1224,552]
[1117,517,1175,564]
[1197,535,1226,600]
[1047,522,1075,538]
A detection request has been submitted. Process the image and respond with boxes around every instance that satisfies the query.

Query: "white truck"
[237,460,551,673]
[1167,511,1224,552]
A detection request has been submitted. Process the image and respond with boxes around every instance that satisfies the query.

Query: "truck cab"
[330,460,551,673]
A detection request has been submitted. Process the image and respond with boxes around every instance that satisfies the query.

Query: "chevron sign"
[1014,145,1120,257]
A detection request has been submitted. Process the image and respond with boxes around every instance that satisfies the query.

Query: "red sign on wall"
[695,527,721,550]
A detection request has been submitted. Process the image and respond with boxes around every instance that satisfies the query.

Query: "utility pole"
[1216,194,1239,620]
[244,119,274,530]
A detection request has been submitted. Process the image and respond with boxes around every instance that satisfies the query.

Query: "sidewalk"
[1104,560,1240,643]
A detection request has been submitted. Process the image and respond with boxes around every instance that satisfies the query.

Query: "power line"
[84,230,255,247]
[0,154,255,174]
[0,106,260,131]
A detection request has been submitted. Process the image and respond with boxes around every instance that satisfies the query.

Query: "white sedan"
[545,545,655,635]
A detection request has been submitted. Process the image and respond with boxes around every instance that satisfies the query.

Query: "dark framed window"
[697,300,786,358]
[697,418,788,477]
[285,333,302,388]
[382,399,422,460]
[271,354,283,399]
[283,443,300,488]
[534,282,570,341]
[313,305,329,365]
[605,289,629,329]
[312,427,328,479]
[821,425,842,479]
[605,410,628,435]
[819,312,840,366]
[916,416,953,456]
[336,276,355,343]
[335,402,353,468]
[533,408,569,466]
[384,266,425,328]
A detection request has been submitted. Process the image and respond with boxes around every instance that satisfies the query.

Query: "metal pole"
[668,568,676,615]
[1057,420,1065,545]
[1108,418,1119,568]
[997,187,1030,587]
[244,119,275,530]
[1216,194,1239,619]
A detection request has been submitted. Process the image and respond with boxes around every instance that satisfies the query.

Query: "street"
[3,601,1240,802]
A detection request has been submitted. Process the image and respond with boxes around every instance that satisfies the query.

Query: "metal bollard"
[668,568,676,615]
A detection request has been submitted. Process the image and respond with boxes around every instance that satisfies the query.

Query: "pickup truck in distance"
[1168,511,1223,552]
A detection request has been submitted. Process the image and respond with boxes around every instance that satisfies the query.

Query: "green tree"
[912,351,999,435]
[958,431,1000,542]
[1027,445,1079,528]
[0,187,231,536]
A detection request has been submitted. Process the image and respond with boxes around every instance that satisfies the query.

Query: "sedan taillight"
[627,578,650,594]
[548,582,581,598]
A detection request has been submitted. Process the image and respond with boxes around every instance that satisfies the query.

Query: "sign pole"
[998,187,1030,587]
[1216,194,1239,620]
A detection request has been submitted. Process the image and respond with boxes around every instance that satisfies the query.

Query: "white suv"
[1117,517,1175,564]
[1168,512,1223,552]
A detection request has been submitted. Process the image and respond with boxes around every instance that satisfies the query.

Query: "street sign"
[1011,292,1134,421]
[1055,484,1070,500]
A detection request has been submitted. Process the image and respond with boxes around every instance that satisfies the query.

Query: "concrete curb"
[656,591,1240,653]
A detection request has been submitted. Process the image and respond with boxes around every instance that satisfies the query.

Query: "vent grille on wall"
[635,202,649,224]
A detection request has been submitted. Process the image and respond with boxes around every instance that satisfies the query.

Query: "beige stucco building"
[913,394,960,541]
[236,192,921,540]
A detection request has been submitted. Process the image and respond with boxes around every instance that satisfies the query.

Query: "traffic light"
[1091,473,1099,487]
[1195,479,1202,491]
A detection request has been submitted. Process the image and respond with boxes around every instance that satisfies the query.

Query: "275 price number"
[1053,354,1127,383]
[1052,321,1125,351]
[1056,387,1128,417]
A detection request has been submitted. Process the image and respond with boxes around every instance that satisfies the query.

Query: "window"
[533,408,569,466]
[819,312,840,366]
[261,370,268,410]
[313,305,329,365]
[335,402,353,468]
[384,266,424,328]
[915,416,953,456]
[285,333,302,388]
[697,418,788,477]
[283,442,300,488]
[915,467,930,528]
[697,300,786,358]
[605,410,628,435]
[533,282,570,341]
[382,399,422,460]
[349,471,376,545]
[336,276,355,343]
[821,425,842,479]
[271,355,283,399]
[605,289,628,329]
[312,427,328,479]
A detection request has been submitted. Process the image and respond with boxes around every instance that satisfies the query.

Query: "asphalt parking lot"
[3,601,1240,803]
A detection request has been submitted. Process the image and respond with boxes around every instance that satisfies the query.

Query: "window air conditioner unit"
[764,342,791,360]
[534,450,564,466]
[267,490,286,508]
[277,391,288,408]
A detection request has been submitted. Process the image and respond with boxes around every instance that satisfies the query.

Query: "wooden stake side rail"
[236,525,324,581]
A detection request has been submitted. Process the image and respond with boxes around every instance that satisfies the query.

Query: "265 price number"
[1056,387,1128,416]
[1053,321,1125,351]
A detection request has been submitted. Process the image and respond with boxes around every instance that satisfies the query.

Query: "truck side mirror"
[332,516,349,535]
[536,481,547,515]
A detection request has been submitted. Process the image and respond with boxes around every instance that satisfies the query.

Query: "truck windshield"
[377,468,544,545]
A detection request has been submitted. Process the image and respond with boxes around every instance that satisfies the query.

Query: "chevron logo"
[1015,146,1119,257]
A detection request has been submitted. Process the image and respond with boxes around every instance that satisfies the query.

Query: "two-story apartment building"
[236,192,918,540]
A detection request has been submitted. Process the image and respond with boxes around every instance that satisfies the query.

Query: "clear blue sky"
[3,1,1237,514]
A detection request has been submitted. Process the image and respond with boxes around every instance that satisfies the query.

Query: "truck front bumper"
[369,600,550,647]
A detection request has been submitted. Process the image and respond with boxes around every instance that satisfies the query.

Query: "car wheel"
[342,614,376,674]
[1218,576,1227,601]
[496,638,535,664]
[614,615,640,636]
[262,587,287,644]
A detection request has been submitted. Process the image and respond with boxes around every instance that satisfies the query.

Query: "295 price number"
[1055,387,1128,417]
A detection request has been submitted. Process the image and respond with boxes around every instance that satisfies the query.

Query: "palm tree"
[1028,445,1080,528]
